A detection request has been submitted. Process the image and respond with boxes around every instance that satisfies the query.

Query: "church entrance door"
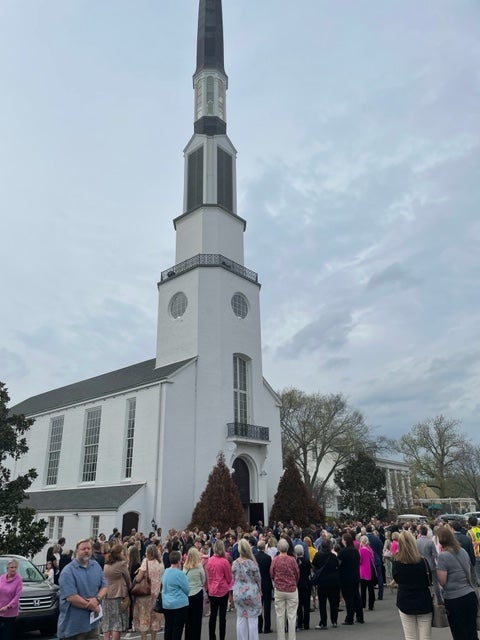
[232,458,250,521]
[122,511,139,538]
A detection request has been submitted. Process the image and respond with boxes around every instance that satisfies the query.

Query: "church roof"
[25,483,145,512]
[195,0,226,76]
[11,357,194,417]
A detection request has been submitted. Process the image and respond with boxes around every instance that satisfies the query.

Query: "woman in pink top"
[359,536,376,612]
[0,558,23,640]
[206,540,232,640]
[270,538,299,640]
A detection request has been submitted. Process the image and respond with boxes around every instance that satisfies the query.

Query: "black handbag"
[153,591,164,613]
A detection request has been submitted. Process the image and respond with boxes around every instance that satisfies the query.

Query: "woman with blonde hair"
[437,526,478,640]
[184,547,206,640]
[359,536,376,611]
[392,531,432,640]
[266,536,278,559]
[206,539,232,640]
[231,539,261,640]
[303,536,316,563]
[0,558,23,640]
[133,544,164,640]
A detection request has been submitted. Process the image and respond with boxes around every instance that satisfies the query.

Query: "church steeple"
[193,0,228,136]
[177,0,238,226]
[195,0,226,76]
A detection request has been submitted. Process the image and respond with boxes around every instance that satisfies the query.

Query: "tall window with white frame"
[45,416,64,485]
[47,516,55,540]
[91,515,100,540]
[124,398,136,478]
[233,355,249,425]
[57,516,64,539]
[82,407,102,482]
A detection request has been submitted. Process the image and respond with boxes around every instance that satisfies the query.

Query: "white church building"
[10,0,283,553]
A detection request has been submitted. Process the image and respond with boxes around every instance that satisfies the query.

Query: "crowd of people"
[1,515,478,640]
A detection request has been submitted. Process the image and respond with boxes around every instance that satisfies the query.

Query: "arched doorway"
[122,511,139,538]
[232,457,264,525]
[232,458,250,508]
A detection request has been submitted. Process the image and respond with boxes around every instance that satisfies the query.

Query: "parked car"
[0,554,59,637]
[438,513,467,525]
[397,513,429,523]
[464,511,480,524]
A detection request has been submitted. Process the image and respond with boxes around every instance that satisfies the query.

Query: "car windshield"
[0,557,44,583]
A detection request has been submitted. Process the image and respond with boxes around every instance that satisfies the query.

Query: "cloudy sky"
[1,0,479,442]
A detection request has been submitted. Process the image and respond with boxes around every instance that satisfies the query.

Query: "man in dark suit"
[256,541,273,633]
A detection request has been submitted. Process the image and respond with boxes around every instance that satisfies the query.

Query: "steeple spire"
[193,0,228,136]
[195,0,226,76]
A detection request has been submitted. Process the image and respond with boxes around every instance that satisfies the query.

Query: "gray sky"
[1,1,479,442]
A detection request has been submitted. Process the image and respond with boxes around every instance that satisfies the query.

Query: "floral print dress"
[231,558,262,618]
[133,558,164,632]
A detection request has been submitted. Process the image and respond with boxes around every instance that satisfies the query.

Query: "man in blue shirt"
[58,538,107,640]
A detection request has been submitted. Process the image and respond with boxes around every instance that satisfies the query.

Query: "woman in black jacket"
[312,539,340,630]
[392,531,433,640]
[294,545,311,630]
[337,533,364,626]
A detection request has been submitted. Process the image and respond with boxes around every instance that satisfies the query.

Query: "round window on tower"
[169,292,188,318]
[231,293,248,319]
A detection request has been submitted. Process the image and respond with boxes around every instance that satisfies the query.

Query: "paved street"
[28,587,452,640]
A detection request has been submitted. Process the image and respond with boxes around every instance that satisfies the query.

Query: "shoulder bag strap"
[448,551,476,592]
[422,557,433,587]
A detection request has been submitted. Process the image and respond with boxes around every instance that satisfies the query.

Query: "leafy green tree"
[269,452,323,526]
[279,388,379,499]
[334,451,386,521]
[0,382,47,556]
[188,452,247,532]
[398,415,466,498]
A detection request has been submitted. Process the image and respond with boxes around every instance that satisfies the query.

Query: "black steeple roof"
[195,0,226,76]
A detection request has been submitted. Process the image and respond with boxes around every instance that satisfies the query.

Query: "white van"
[397,514,429,523]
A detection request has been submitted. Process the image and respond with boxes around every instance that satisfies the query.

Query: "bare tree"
[279,388,373,497]
[398,415,466,498]
[454,442,480,507]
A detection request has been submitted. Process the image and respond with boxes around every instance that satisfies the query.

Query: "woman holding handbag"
[133,544,164,640]
[437,526,479,640]
[101,545,132,640]
[391,531,433,640]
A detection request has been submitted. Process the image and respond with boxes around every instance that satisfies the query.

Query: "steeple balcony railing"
[160,253,258,284]
[227,422,270,442]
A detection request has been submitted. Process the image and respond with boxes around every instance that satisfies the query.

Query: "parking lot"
[26,587,453,640]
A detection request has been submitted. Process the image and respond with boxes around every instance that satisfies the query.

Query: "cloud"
[0,349,28,382]
[366,263,418,291]
[278,309,354,358]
